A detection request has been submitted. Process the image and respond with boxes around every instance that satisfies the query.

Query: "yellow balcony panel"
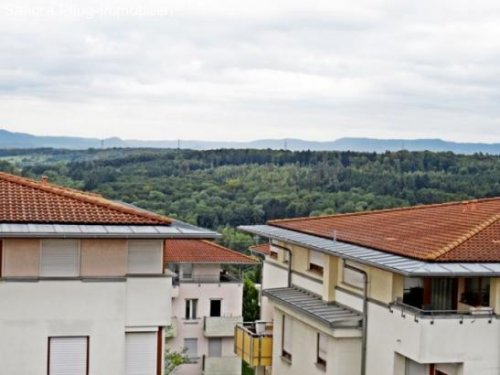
[234,322,273,367]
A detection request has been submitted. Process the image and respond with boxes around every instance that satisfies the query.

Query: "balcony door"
[429,278,458,311]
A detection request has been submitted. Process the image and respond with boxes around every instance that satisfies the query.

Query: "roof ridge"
[0,172,171,225]
[268,197,500,224]
[201,240,257,262]
[430,213,500,260]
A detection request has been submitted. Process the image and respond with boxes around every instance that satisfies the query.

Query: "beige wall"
[2,239,40,277]
[490,278,500,313]
[80,239,127,277]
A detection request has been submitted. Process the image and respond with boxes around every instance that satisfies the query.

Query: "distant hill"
[1,129,499,154]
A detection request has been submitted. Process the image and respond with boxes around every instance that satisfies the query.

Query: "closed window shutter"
[184,338,198,358]
[49,337,87,375]
[283,315,292,353]
[309,251,324,267]
[318,333,327,361]
[41,240,79,277]
[128,240,162,274]
[126,332,157,375]
[343,261,365,289]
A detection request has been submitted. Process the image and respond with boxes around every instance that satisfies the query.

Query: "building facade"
[0,172,218,375]
[239,198,500,375]
[164,239,256,375]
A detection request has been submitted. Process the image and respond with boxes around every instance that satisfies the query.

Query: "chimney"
[40,176,49,185]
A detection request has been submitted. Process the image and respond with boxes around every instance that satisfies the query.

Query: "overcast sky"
[1,0,500,142]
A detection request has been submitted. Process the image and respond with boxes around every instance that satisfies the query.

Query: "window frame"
[309,250,324,276]
[183,338,198,361]
[342,260,365,290]
[48,336,89,375]
[185,298,198,320]
[316,333,327,370]
[40,239,81,278]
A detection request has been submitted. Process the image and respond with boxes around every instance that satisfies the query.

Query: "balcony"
[234,322,273,367]
[383,300,498,364]
[174,272,241,284]
[204,316,243,337]
[202,355,241,375]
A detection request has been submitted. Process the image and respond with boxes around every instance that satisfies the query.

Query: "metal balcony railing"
[389,300,496,323]
[173,273,241,285]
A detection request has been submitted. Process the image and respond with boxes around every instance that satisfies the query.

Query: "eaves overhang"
[0,221,220,239]
[238,225,500,277]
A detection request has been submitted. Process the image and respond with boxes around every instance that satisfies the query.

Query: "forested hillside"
[1,148,499,250]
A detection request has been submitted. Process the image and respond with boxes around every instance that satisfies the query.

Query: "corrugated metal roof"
[0,220,220,239]
[239,225,500,276]
[263,287,361,328]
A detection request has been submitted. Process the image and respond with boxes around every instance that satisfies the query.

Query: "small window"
[128,240,162,274]
[283,250,290,264]
[125,332,157,375]
[461,277,490,307]
[343,260,365,289]
[185,299,198,320]
[49,336,88,375]
[309,251,324,276]
[181,263,193,280]
[270,250,278,260]
[316,333,327,369]
[41,239,80,277]
[184,338,198,360]
[282,314,292,361]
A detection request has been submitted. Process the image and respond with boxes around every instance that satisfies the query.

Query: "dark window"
[185,299,198,320]
[270,251,278,260]
[461,277,490,307]
[210,299,221,317]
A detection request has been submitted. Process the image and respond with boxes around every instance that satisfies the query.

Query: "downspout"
[344,263,368,375]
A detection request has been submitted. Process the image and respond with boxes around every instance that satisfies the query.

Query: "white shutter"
[128,240,162,274]
[184,338,198,359]
[343,260,365,289]
[41,240,79,277]
[49,337,87,375]
[126,332,157,375]
[318,333,327,361]
[283,315,292,353]
[208,338,222,357]
[309,251,324,267]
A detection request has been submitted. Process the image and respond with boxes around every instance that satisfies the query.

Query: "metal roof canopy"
[239,225,500,277]
[263,287,361,328]
[0,220,220,239]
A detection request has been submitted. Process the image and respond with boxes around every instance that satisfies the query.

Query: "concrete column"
[490,277,500,313]
[323,256,339,302]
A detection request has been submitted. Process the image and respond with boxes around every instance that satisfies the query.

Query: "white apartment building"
[164,239,256,375]
[238,198,500,375]
[0,172,219,375]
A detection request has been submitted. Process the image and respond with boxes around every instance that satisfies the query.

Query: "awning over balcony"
[263,287,361,328]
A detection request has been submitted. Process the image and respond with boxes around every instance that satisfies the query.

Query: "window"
[48,336,88,375]
[270,249,278,260]
[461,277,490,307]
[208,338,222,357]
[185,299,198,320]
[41,239,80,277]
[127,240,162,274]
[343,260,365,289]
[281,315,292,361]
[184,338,198,360]
[316,333,327,369]
[181,263,193,280]
[210,299,222,317]
[125,332,157,375]
[283,249,290,264]
[309,251,324,276]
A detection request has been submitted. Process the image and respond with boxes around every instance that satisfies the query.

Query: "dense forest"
[1,148,500,240]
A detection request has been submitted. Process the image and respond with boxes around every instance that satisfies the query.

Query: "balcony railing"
[204,316,243,337]
[173,273,241,285]
[202,355,242,375]
[389,300,496,323]
[234,322,273,367]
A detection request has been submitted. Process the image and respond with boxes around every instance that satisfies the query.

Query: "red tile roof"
[250,243,271,256]
[164,240,257,264]
[269,198,500,262]
[0,172,171,225]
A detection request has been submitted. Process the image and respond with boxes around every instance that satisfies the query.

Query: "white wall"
[0,277,171,375]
